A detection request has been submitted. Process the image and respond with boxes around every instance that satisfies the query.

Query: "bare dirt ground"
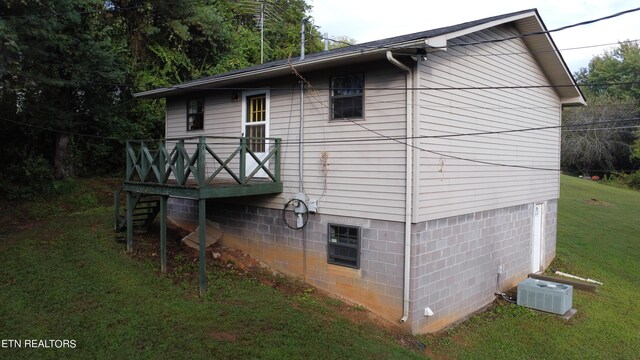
[123,223,427,354]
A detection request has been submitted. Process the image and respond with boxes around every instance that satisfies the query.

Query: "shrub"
[0,153,55,199]
[628,171,640,189]
[603,171,640,190]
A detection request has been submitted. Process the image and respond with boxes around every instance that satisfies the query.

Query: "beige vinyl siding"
[165,61,408,222]
[166,95,244,183]
[417,24,561,221]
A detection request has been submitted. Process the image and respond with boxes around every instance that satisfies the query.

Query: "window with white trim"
[330,74,364,120]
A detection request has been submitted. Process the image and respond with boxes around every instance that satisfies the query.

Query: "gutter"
[386,51,413,324]
[134,42,425,98]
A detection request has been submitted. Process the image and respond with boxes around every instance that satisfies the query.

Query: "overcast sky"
[309,0,640,74]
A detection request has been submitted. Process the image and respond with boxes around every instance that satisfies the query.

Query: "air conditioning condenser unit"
[517,278,573,315]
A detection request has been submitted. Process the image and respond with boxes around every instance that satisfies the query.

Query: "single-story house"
[125,8,585,334]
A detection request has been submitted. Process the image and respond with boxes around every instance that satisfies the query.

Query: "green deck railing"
[125,136,281,187]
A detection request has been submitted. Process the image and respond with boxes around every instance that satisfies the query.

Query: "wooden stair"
[114,191,160,232]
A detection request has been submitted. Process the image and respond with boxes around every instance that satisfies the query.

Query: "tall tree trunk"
[54,133,74,179]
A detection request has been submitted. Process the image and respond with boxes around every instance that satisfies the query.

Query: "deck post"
[140,141,147,181]
[158,140,166,182]
[198,136,206,186]
[198,198,207,297]
[160,195,168,273]
[274,138,281,182]
[114,190,121,231]
[239,137,246,184]
[125,141,133,181]
[126,191,133,252]
[176,139,185,185]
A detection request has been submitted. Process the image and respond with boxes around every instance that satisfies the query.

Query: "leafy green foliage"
[0,0,129,186]
[563,41,640,176]
[562,94,638,176]
[603,170,640,190]
[0,152,54,199]
[327,35,357,50]
[0,0,325,198]
[575,41,640,100]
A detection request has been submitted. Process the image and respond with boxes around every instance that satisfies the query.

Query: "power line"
[450,6,640,48]
[563,125,640,132]
[11,73,640,112]
[284,60,551,171]
[312,32,640,60]
[0,116,125,141]
[18,75,640,92]
[9,5,640,94]
[2,114,637,146]
[314,6,640,51]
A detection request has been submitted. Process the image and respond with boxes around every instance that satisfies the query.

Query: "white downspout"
[386,51,413,324]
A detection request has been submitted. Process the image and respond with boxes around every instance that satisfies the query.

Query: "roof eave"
[134,42,426,99]
[514,12,586,106]
[134,8,587,106]
[561,96,588,106]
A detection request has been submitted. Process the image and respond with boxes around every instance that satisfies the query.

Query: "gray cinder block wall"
[204,202,406,324]
[168,197,199,222]
[543,200,558,269]
[167,198,557,334]
[408,200,557,333]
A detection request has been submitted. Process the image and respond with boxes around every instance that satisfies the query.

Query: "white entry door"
[531,203,544,273]
[242,90,270,178]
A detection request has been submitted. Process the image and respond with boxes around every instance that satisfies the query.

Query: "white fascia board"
[521,16,586,106]
[561,96,587,106]
[425,12,537,47]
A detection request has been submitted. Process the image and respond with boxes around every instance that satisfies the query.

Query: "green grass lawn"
[0,179,421,360]
[0,175,638,359]
[421,175,640,359]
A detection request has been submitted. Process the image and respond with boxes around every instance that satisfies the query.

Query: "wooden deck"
[120,136,283,297]
[123,177,282,199]
[123,136,282,199]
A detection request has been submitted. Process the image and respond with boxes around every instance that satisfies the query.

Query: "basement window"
[187,97,204,131]
[330,74,364,120]
[328,224,360,269]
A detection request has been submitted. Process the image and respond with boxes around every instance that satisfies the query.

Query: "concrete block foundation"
[168,197,558,334]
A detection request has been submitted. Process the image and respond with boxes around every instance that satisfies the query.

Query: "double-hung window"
[187,98,204,131]
[245,94,267,152]
[330,74,364,120]
[327,224,360,269]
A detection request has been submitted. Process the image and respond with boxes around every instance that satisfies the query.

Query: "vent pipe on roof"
[300,17,310,60]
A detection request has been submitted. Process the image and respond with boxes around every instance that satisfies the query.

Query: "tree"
[563,41,640,176]
[562,96,638,176]
[1,0,127,182]
[0,0,324,198]
[575,41,640,100]
[327,35,357,50]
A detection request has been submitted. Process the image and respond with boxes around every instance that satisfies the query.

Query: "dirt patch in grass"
[584,198,613,207]
[208,331,238,342]
[124,223,426,355]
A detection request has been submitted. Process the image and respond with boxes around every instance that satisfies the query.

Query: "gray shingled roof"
[135,8,539,98]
